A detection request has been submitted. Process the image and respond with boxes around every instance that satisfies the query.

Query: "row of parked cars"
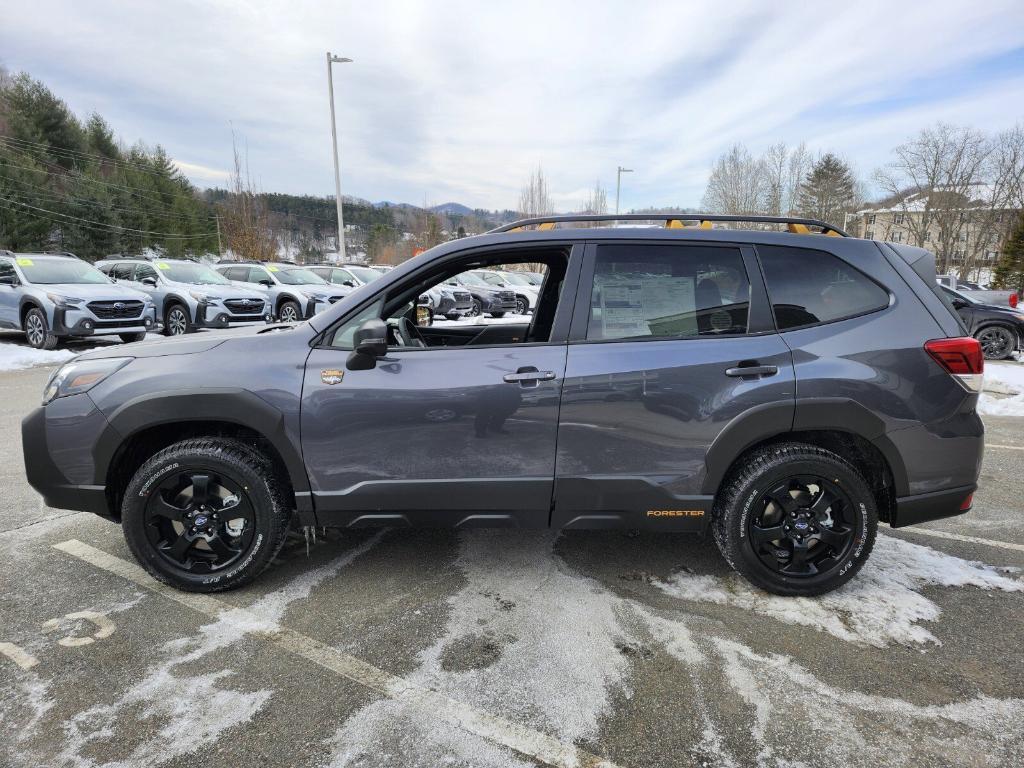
[0,249,543,349]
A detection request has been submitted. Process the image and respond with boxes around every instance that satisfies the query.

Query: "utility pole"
[215,215,223,257]
[615,166,633,215]
[327,52,353,262]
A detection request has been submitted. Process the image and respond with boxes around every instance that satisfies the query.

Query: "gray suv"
[22,215,984,597]
[215,262,348,322]
[96,257,271,336]
[0,251,156,348]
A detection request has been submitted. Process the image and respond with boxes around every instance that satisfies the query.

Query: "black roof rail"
[103,254,152,261]
[489,213,849,237]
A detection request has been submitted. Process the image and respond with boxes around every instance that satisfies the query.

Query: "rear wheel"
[468,299,482,317]
[976,325,1016,360]
[121,438,292,592]
[24,307,59,350]
[712,443,876,596]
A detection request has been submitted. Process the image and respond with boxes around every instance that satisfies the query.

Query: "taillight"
[1010,293,1019,309]
[925,337,984,392]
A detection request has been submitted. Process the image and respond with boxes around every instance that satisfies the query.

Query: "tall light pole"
[327,52,352,261]
[615,166,633,215]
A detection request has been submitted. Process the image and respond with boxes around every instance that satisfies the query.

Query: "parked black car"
[941,285,1024,360]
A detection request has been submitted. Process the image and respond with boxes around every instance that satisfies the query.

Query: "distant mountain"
[430,202,474,216]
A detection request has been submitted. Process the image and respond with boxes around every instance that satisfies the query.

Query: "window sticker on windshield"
[16,258,33,266]
[268,266,279,272]
[156,262,170,270]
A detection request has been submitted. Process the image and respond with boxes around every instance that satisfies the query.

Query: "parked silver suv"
[97,257,271,336]
[0,251,156,348]
[215,261,348,322]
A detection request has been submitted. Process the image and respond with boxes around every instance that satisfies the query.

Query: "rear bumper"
[890,484,976,528]
[21,406,112,519]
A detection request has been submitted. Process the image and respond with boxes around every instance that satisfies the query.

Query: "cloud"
[2,0,1023,209]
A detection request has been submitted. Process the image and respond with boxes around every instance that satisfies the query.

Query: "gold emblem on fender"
[646,509,705,517]
[321,369,345,386]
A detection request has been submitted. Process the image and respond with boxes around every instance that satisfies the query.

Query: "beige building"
[845,186,1015,276]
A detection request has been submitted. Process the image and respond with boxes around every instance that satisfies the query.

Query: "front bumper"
[195,301,273,329]
[22,404,112,519]
[52,305,157,337]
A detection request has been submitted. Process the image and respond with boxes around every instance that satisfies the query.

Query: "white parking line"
[0,641,39,670]
[888,528,1024,554]
[988,444,1024,451]
[52,539,621,768]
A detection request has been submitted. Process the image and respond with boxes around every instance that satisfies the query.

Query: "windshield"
[347,266,381,283]
[456,271,489,287]
[501,272,532,286]
[276,267,327,285]
[478,272,506,286]
[160,262,229,285]
[17,257,111,285]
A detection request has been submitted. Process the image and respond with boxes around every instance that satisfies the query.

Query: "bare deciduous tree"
[582,179,608,216]
[701,144,766,215]
[518,165,553,218]
[221,133,278,261]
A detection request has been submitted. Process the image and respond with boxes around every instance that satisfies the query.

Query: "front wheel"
[121,438,293,592]
[489,311,505,318]
[712,443,876,596]
[468,299,482,317]
[515,297,529,315]
[164,304,192,336]
[278,300,301,323]
[23,307,59,350]
[976,325,1016,360]
[119,332,147,344]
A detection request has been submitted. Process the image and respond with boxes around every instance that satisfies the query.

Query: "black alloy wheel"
[144,469,255,573]
[976,326,1015,360]
[515,297,528,315]
[747,475,857,578]
[469,298,482,317]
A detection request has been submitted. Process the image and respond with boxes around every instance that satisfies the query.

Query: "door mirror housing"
[0,275,19,286]
[951,298,968,309]
[259,279,274,287]
[343,280,356,287]
[346,318,388,370]
[141,277,158,287]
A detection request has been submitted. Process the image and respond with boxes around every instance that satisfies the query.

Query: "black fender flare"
[93,388,310,496]
[701,398,909,496]
[163,294,193,321]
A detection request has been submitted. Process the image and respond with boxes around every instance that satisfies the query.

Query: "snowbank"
[979,360,1024,417]
[0,342,76,372]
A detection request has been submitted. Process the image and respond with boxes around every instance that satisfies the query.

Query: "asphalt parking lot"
[2,358,1023,768]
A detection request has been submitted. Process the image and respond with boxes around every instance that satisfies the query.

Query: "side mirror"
[952,299,967,309]
[141,277,157,287]
[346,318,388,370]
[0,275,19,286]
[259,279,274,287]
[343,280,356,287]
[415,305,433,327]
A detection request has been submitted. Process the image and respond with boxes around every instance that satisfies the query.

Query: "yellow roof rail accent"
[787,223,811,234]
[665,219,714,229]
[538,222,556,230]
[825,229,841,237]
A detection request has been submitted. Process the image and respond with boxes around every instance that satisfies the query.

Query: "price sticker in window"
[16,258,33,267]
[268,266,279,272]
[156,262,170,270]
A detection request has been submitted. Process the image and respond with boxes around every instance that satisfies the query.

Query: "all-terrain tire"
[489,311,505,318]
[119,332,147,343]
[711,442,877,597]
[121,437,293,592]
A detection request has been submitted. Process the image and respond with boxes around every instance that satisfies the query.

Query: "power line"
[0,172,217,222]
[0,196,215,239]
[0,134,187,179]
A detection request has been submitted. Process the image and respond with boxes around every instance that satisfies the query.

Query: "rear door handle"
[503,368,556,384]
[725,364,778,378]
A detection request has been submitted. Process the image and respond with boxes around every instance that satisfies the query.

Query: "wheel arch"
[97,389,311,522]
[702,399,905,523]
[19,296,46,327]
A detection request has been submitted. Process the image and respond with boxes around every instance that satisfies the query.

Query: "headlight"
[46,293,83,308]
[42,357,132,405]
[302,291,328,301]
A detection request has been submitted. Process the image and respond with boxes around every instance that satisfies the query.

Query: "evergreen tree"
[992,212,1024,294]
[797,153,857,226]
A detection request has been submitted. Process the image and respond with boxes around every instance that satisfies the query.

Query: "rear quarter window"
[757,245,890,330]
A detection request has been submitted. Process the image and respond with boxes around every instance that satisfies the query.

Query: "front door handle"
[503,367,556,384]
[725,364,778,378]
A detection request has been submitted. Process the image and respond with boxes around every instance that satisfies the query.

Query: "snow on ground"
[0,342,76,372]
[980,359,1024,416]
[655,534,1023,648]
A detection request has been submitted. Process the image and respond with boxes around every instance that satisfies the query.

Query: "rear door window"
[757,245,890,330]
[586,244,750,340]
[111,263,135,281]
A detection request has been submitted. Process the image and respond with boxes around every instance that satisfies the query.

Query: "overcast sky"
[2,0,1024,211]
